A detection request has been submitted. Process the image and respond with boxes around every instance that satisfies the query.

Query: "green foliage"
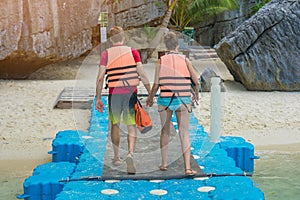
[252,0,271,14]
[171,0,192,31]
[155,1,166,7]
[170,0,238,31]
[143,25,159,41]
[191,0,238,20]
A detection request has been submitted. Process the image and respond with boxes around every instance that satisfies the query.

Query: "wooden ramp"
[54,86,150,109]
[54,87,96,109]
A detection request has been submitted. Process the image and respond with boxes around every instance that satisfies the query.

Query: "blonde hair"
[164,32,178,50]
[109,26,124,43]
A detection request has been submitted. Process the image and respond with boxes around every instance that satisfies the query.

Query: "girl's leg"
[176,105,197,175]
[159,106,173,169]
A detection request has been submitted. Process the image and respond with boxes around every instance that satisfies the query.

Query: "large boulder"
[0,0,105,79]
[215,0,300,91]
[0,0,167,79]
[195,0,257,47]
[106,0,167,29]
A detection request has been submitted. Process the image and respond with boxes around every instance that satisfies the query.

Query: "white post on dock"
[210,77,221,143]
[98,12,108,43]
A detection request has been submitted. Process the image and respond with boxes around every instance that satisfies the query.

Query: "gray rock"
[215,0,300,91]
[0,0,167,79]
[200,68,225,92]
[195,0,257,47]
[107,0,166,30]
[0,0,100,79]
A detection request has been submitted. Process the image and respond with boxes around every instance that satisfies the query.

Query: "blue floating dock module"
[71,139,107,179]
[220,136,260,173]
[48,129,108,163]
[17,162,76,200]
[19,95,265,200]
[56,177,264,200]
[55,181,111,200]
[32,162,76,176]
[54,130,89,139]
[56,179,208,200]
[192,143,245,175]
[71,153,105,179]
[89,97,109,133]
[88,124,108,133]
[48,136,85,163]
[90,97,108,120]
[206,176,264,200]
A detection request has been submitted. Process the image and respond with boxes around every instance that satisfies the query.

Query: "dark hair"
[164,32,178,50]
[109,26,124,43]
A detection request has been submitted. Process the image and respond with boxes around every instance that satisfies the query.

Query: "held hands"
[191,92,199,106]
[96,98,104,113]
[192,93,199,103]
[146,96,154,107]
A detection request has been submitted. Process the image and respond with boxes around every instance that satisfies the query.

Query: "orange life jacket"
[159,53,191,98]
[106,46,140,88]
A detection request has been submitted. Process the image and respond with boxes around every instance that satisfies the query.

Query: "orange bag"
[135,100,152,134]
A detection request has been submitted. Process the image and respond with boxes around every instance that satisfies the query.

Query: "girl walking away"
[146,32,200,176]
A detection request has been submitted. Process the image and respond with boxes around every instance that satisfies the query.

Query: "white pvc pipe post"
[210,77,221,143]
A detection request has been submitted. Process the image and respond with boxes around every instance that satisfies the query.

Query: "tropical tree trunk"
[148,0,177,50]
[161,0,177,28]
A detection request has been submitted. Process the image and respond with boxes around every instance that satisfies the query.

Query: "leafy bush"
[252,0,271,14]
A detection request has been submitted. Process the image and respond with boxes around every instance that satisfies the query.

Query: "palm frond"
[173,0,239,27]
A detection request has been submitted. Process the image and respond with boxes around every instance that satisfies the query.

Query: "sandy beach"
[1,54,299,161]
[195,84,300,149]
[0,55,299,199]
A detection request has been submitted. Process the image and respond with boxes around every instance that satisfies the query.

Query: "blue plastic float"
[17,97,264,199]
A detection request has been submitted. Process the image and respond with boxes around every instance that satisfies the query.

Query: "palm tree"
[161,0,178,28]
[148,0,178,49]
[171,0,238,32]
[148,0,238,52]
[170,0,192,32]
